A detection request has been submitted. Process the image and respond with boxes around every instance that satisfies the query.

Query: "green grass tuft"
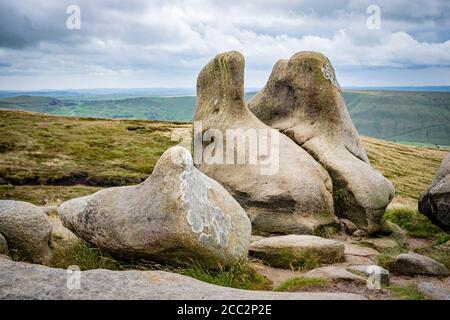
[274,277,330,292]
[377,247,407,270]
[175,260,271,291]
[51,240,124,271]
[50,239,270,290]
[387,284,426,300]
[384,207,446,239]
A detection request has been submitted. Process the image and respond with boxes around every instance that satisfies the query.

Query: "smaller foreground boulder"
[249,235,344,268]
[419,153,450,232]
[390,253,449,276]
[0,200,52,264]
[59,146,251,267]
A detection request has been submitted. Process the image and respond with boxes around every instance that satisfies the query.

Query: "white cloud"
[0,0,449,89]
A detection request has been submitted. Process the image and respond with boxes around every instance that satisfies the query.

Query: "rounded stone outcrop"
[419,153,450,232]
[194,51,337,235]
[59,146,251,267]
[0,200,52,264]
[248,51,395,233]
[390,253,449,276]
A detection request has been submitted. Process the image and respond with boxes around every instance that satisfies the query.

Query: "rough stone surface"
[359,237,399,252]
[59,146,251,267]
[417,282,450,300]
[249,235,344,268]
[250,235,266,243]
[347,265,389,286]
[248,51,395,233]
[0,233,8,255]
[390,253,450,276]
[419,153,450,232]
[304,266,366,283]
[0,259,366,300]
[340,219,358,235]
[194,51,338,235]
[343,242,380,257]
[0,200,52,264]
[382,220,407,247]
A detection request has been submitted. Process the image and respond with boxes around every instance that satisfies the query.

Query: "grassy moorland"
[0,90,449,146]
[1,108,449,295]
[0,109,447,207]
[0,109,190,204]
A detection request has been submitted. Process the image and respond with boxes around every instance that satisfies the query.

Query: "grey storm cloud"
[0,0,449,89]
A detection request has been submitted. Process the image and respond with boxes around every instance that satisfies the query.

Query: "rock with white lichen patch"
[58,146,251,267]
[248,51,395,234]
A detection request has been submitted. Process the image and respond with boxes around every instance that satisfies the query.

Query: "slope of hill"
[0,109,447,207]
[0,90,449,146]
[344,90,450,146]
[0,96,67,113]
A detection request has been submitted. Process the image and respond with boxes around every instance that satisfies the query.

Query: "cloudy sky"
[0,0,449,90]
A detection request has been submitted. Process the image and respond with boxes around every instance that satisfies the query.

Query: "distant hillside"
[0,109,447,207]
[343,90,450,146]
[0,90,449,146]
[0,96,66,113]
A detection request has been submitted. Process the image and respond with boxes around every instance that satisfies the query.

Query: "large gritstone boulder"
[194,51,337,235]
[248,51,395,233]
[59,146,251,267]
[419,153,450,232]
[0,200,52,264]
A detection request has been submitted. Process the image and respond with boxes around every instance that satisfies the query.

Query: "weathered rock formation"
[248,51,395,233]
[59,146,251,267]
[194,51,337,235]
[0,256,366,300]
[419,153,450,232]
[0,200,52,264]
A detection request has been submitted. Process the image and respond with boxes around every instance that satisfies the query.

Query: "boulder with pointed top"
[59,146,251,267]
[248,51,395,233]
[194,51,337,235]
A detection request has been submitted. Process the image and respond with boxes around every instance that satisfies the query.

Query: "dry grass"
[362,136,447,207]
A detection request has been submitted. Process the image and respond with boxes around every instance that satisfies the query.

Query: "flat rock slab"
[304,266,366,283]
[0,258,365,300]
[359,238,399,252]
[343,242,380,257]
[249,235,344,268]
[417,282,450,300]
[390,253,449,277]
